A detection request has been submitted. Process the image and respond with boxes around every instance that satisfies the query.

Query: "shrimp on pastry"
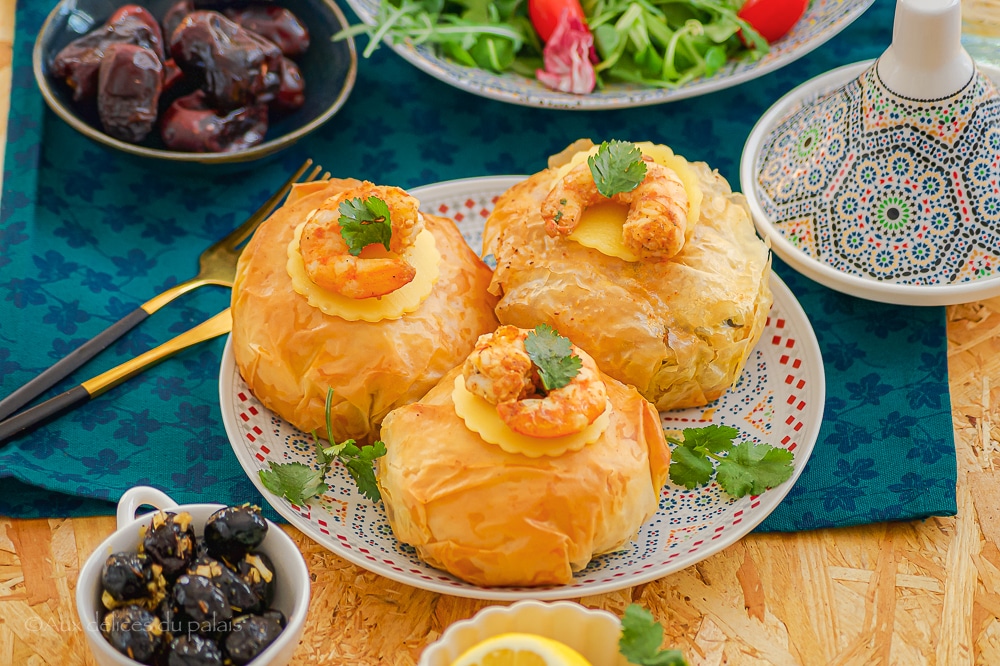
[541,155,689,260]
[300,183,423,299]
[462,325,607,439]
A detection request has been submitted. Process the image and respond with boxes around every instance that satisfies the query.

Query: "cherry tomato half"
[528,0,587,42]
[737,0,808,43]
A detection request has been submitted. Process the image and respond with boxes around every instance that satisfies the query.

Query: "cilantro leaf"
[523,324,582,391]
[715,441,795,498]
[667,444,715,490]
[259,462,328,506]
[588,140,647,198]
[323,440,388,503]
[338,196,392,256]
[619,604,688,666]
[676,424,740,455]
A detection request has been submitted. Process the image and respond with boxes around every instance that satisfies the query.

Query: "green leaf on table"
[716,441,795,498]
[259,462,328,506]
[523,324,582,391]
[588,140,647,198]
[338,195,392,256]
[667,444,715,489]
[619,604,689,666]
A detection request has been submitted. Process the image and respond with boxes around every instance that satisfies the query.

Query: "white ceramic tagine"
[741,0,1000,306]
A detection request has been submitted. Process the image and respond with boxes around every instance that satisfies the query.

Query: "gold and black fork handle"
[0,309,233,445]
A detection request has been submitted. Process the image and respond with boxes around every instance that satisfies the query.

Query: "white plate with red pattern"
[218,176,825,600]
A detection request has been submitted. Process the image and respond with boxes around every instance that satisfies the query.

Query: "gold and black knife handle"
[0,308,233,444]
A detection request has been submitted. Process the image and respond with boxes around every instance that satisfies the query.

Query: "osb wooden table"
[3,3,1000,665]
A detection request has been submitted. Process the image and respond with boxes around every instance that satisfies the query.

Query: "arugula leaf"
[259,462,328,506]
[588,140,647,198]
[716,441,795,497]
[619,604,688,666]
[523,324,582,391]
[338,196,393,256]
[665,425,795,498]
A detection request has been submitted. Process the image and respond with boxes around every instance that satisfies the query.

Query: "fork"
[0,158,325,421]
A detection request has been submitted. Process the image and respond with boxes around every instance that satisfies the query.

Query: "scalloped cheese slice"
[451,374,611,458]
[287,217,441,322]
[553,142,704,262]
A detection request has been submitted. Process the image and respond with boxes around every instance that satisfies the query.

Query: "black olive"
[223,614,284,665]
[141,511,197,579]
[203,504,268,563]
[233,551,275,610]
[171,574,233,635]
[187,556,261,614]
[101,605,163,664]
[156,596,180,645]
[165,633,223,666]
[261,608,286,629]
[101,551,165,608]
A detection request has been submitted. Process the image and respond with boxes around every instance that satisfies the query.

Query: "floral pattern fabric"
[0,0,956,531]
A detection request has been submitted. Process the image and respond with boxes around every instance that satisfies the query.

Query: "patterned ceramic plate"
[742,62,1000,306]
[219,176,825,600]
[341,0,874,110]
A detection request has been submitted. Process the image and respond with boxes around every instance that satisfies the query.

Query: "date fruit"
[97,43,163,143]
[160,90,268,153]
[170,11,282,111]
[224,5,311,58]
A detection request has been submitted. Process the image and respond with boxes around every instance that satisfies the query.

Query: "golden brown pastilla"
[483,140,773,411]
[377,325,671,587]
[231,178,499,444]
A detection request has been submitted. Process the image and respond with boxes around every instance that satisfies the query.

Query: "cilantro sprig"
[259,389,388,505]
[338,195,393,256]
[666,425,794,498]
[523,324,582,391]
[588,140,648,198]
[619,604,688,666]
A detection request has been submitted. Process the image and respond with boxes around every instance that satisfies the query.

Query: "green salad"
[335,0,779,92]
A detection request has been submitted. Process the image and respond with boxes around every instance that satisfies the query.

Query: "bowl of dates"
[33,0,356,164]
[76,485,310,665]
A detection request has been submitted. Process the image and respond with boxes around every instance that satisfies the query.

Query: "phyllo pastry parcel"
[231,178,499,444]
[377,325,670,587]
[483,139,773,411]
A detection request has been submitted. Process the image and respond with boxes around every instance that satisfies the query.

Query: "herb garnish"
[619,604,688,666]
[259,388,388,504]
[523,324,581,391]
[666,425,794,498]
[338,195,393,256]
[588,140,647,198]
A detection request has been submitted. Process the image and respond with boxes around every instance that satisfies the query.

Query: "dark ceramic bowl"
[33,0,357,164]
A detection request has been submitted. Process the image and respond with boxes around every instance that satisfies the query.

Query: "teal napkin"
[0,0,955,531]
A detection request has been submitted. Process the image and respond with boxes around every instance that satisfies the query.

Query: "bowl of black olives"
[33,0,356,165]
[76,485,310,665]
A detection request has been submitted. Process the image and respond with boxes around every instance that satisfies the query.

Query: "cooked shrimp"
[541,156,690,260]
[299,182,423,299]
[462,325,607,439]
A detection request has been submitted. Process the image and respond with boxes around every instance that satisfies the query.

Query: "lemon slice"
[450,633,593,666]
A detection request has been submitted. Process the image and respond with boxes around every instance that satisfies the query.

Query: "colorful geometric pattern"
[220,178,824,601]
[755,61,1000,285]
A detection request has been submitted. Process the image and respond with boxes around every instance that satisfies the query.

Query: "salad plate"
[219,176,825,600]
[341,0,875,110]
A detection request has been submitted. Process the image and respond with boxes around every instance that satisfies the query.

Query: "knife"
[0,308,233,445]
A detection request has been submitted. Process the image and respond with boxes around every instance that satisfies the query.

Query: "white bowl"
[75,486,310,665]
[418,600,630,666]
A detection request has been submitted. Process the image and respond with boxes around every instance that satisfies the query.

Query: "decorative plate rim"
[219,175,826,600]
[741,61,1000,306]
[342,0,876,110]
